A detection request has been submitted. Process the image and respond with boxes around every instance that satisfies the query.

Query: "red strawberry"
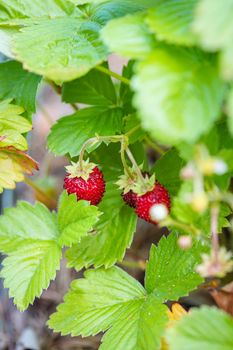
[135,181,170,224]
[64,160,105,205]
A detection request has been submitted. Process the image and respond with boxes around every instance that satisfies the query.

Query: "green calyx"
[131,173,155,196]
[116,166,155,195]
[65,159,96,181]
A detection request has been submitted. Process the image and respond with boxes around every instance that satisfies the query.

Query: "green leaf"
[101,13,157,59]
[166,306,233,350]
[145,233,203,301]
[0,0,78,23]
[90,1,146,26]
[13,18,107,82]
[0,61,41,112]
[0,201,61,310]
[0,201,58,253]
[58,192,102,247]
[1,241,61,311]
[0,99,31,150]
[66,180,137,269]
[0,27,17,58]
[48,266,146,336]
[100,294,168,350]
[152,148,184,196]
[48,267,168,350]
[62,65,117,106]
[146,0,198,46]
[132,47,225,146]
[227,87,233,136]
[193,0,233,80]
[47,106,123,157]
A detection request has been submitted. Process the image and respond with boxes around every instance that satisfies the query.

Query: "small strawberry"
[135,181,170,224]
[64,159,105,205]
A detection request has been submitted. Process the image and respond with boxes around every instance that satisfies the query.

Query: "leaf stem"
[144,136,165,155]
[125,124,141,137]
[47,80,79,111]
[24,177,57,208]
[95,65,130,85]
[118,259,146,270]
[163,217,200,236]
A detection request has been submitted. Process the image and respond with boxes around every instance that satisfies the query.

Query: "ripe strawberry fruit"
[64,160,105,205]
[135,181,170,224]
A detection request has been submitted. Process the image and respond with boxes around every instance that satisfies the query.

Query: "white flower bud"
[178,235,192,249]
[213,160,228,175]
[149,203,168,222]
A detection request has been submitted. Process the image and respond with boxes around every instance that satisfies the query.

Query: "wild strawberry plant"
[0,0,233,349]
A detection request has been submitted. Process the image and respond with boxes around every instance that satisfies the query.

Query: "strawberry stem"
[125,148,145,184]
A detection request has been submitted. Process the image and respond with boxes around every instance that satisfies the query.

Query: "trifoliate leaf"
[66,181,137,269]
[193,0,233,80]
[100,294,168,350]
[0,61,41,112]
[47,106,124,157]
[146,0,198,46]
[101,13,157,59]
[152,149,184,196]
[62,65,117,106]
[145,233,203,301]
[166,306,233,350]
[0,201,61,310]
[12,18,107,83]
[49,267,168,350]
[58,192,102,247]
[0,99,31,150]
[132,47,225,146]
[0,147,39,193]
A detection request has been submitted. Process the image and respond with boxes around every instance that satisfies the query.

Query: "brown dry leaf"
[210,282,233,316]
